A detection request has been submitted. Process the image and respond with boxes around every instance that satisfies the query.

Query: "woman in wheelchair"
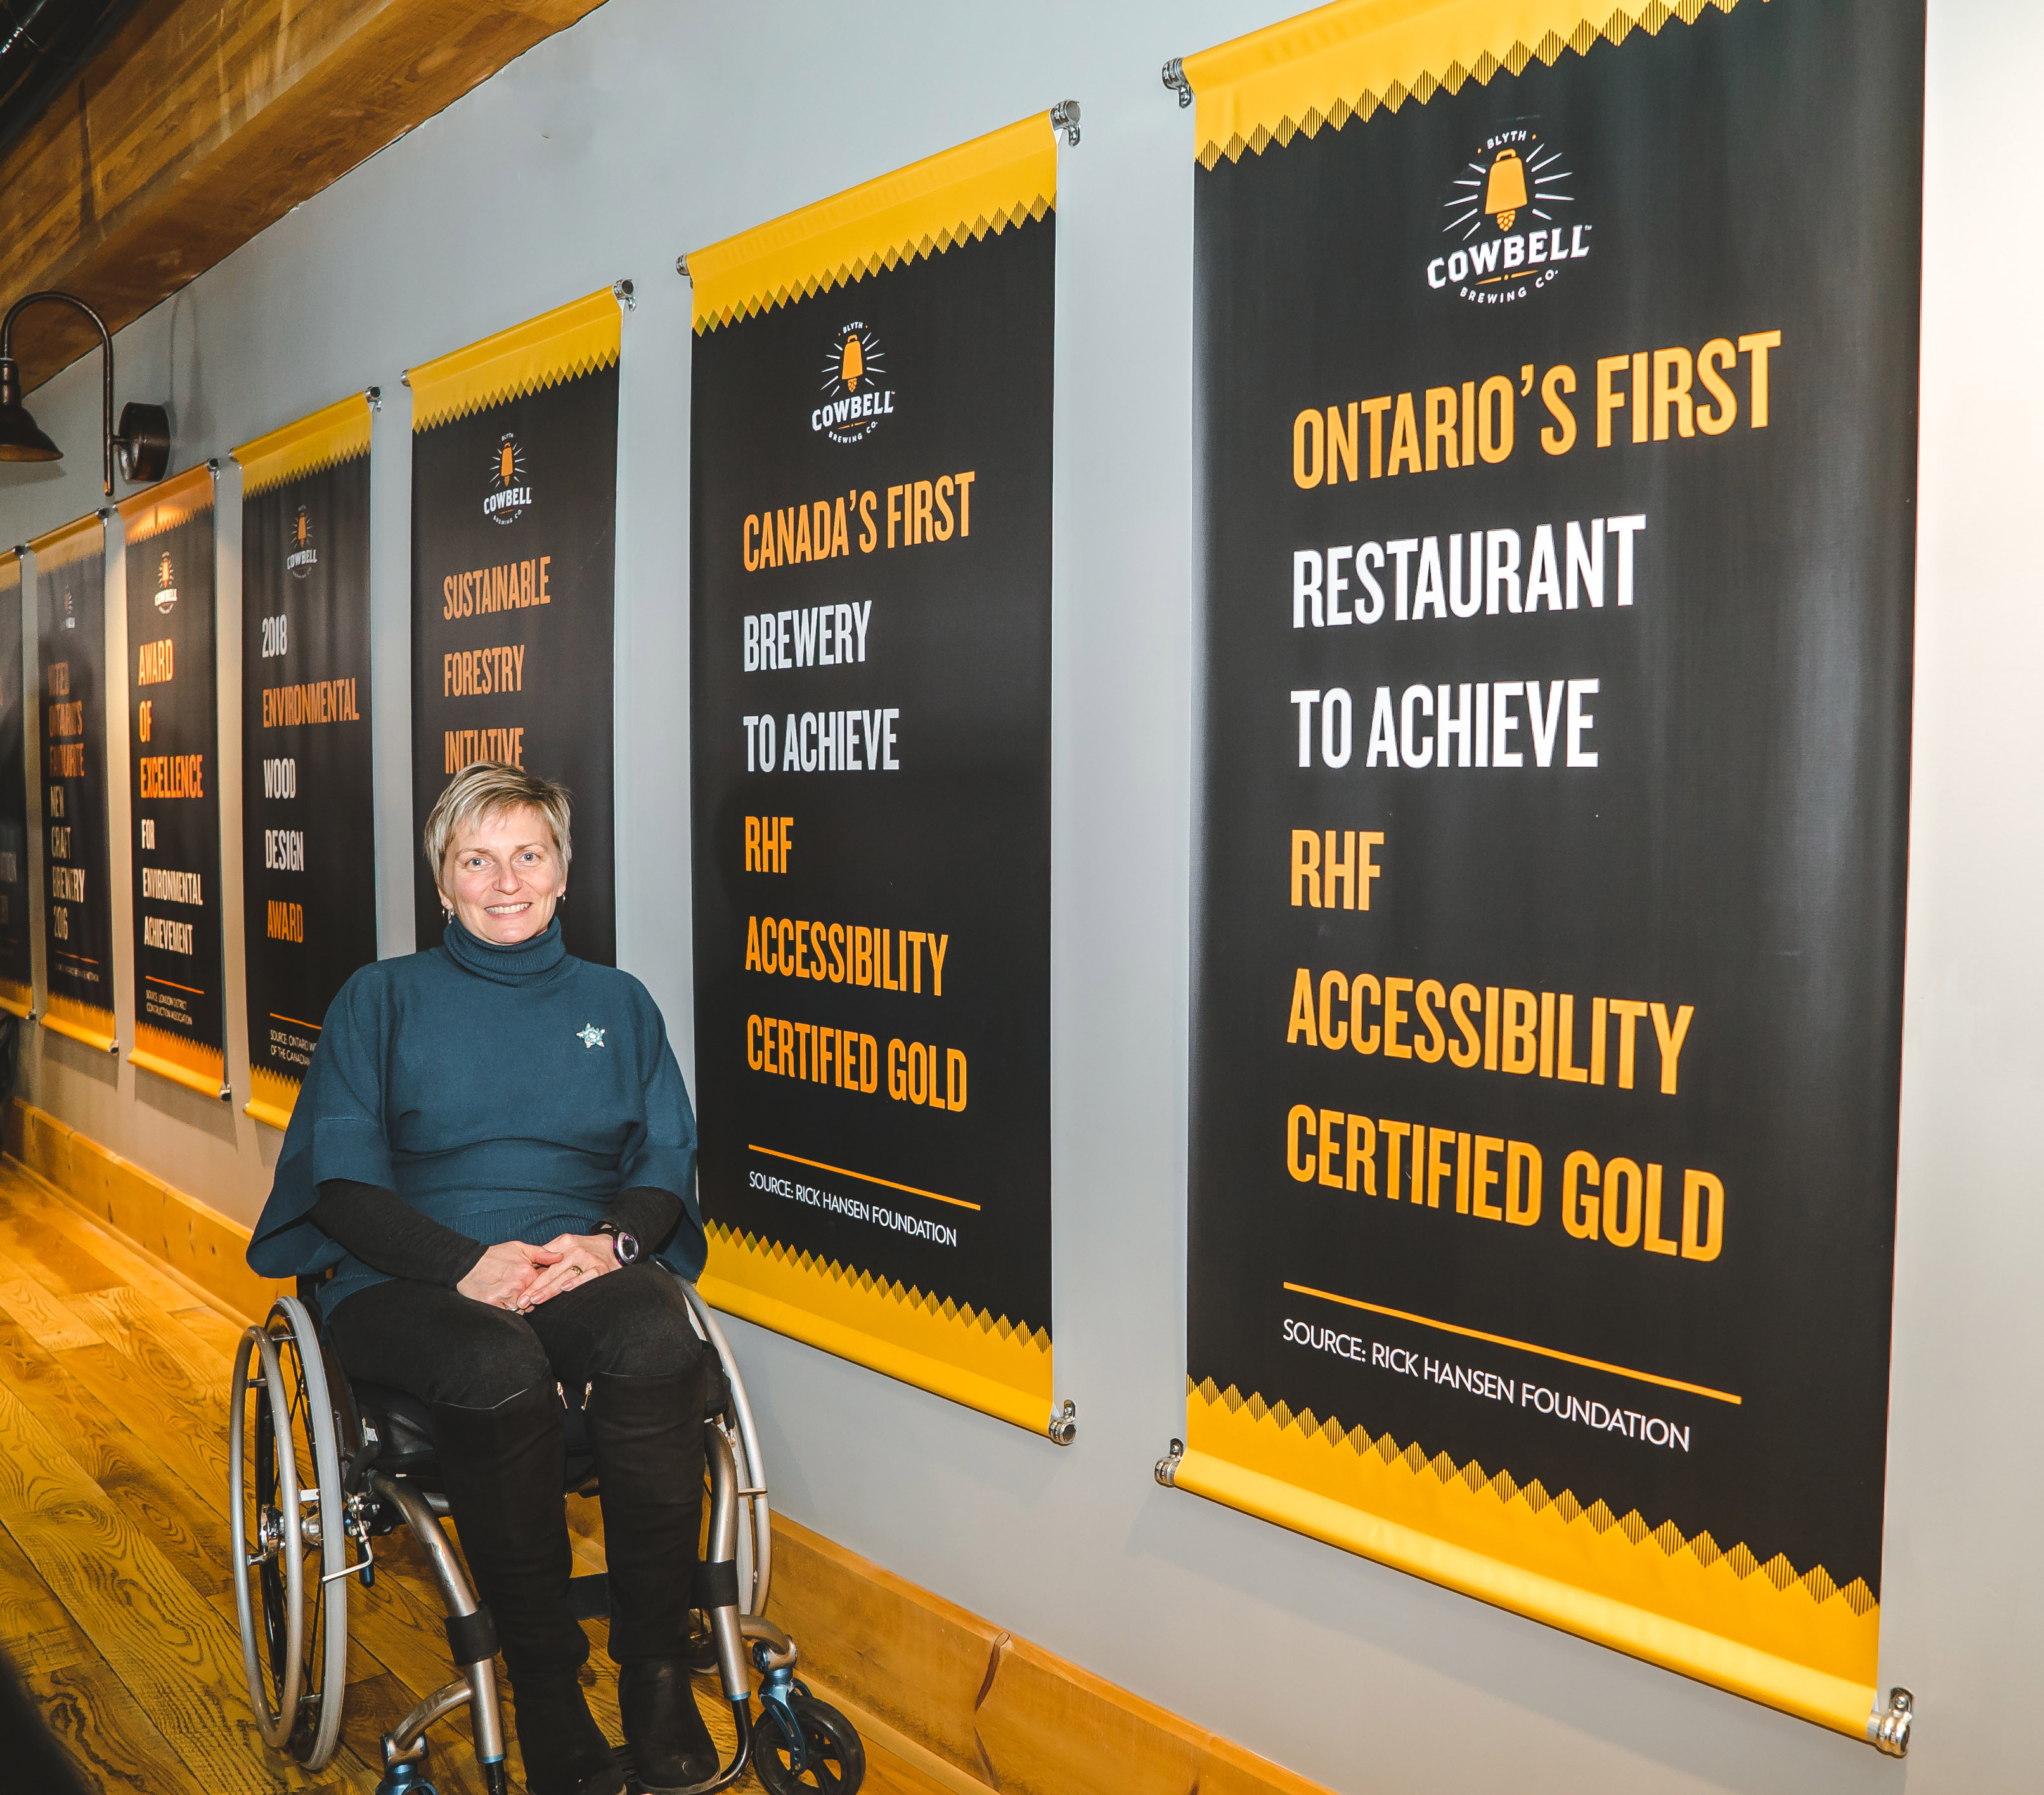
[250,762,719,1795]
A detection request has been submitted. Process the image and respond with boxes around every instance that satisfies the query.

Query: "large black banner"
[0,553,30,1016]
[1180,0,1919,1739]
[689,116,1059,1433]
[236,396,377,1129]
[410,292,619,963]
[32,517,114,1051]
[122,468,228,1100]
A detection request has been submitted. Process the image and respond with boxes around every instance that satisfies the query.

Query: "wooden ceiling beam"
[0,0,609,390]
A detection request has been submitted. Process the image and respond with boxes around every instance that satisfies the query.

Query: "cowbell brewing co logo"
[1427,123,1591,307]
[154,552,179,614]
[812,322,893,444]
[485,433,531,525]
[288,504,318,579]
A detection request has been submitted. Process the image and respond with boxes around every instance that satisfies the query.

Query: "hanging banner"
[687,115,1060,1434]
[0,553,30,1017]
[120,468,228,1100]
[1180,0,1919,1743]
[31,516,114,1052]
[410,291,619,963]
[234,396,378,1129]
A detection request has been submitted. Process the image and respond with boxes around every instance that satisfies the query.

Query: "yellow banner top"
[1184,0,1745,167]
[688,112,1059,334]
[233,392,372,498]
[27,513,103,572]
[118,463,216,543]
[0,551,17,592]
[409,289,621,433]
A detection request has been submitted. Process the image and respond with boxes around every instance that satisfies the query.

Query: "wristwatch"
[594,1221,641,1266]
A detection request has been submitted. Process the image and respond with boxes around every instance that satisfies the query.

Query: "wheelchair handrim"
[230,1321,304,1749]
[274,1296,350,1770]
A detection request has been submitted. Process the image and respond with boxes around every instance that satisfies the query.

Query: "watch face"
[614,1229,640,1264]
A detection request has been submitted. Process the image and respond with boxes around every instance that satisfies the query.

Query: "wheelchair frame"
[228,1281,861,1795]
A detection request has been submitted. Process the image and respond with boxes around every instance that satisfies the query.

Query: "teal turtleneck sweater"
[249,918,704,1315]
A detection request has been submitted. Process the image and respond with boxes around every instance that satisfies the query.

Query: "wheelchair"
[227,1278,865,1795]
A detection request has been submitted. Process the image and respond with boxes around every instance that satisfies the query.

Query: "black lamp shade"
[0,401,61,461]
[0,353,60,461]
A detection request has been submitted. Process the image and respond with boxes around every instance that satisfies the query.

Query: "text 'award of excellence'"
[120,465,230,1100]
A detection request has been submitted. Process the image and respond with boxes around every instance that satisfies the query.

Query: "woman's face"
[437,803,566,944]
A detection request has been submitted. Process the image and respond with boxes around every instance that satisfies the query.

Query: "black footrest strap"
[566,1572,611,1620]
[445,1606,500,1666]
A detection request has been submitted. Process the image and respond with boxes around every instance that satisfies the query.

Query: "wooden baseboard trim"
[4,1098,289,1321]
[765,1513,1330,1795]
[4,1100,1328,1795]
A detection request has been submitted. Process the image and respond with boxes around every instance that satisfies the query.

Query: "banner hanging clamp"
[1047,1398,1077,1446]
[675,254,690,280]
[1162,58,1192,108]
[365,386,382,413]
[1051,100,1080,147]
[613,279,635,312]
[1155,1438,1184,1486]
[1866,1687,1912,1757]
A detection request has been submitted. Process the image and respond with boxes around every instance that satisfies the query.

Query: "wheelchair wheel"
[753,1691,865,1795]
[228,1296,350,1770]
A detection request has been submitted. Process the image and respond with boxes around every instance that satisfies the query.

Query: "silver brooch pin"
[576,1024,605,1048]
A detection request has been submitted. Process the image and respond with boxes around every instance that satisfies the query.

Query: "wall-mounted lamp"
[0,290,169,498]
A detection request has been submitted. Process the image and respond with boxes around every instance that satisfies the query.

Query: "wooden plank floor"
[0,1164,945,1795]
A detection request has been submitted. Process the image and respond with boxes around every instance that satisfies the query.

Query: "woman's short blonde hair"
[424,762,573,879]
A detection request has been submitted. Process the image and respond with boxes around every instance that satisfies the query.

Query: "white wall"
[1,3,2036,1789]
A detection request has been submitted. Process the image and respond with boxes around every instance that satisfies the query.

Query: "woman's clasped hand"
[453,1233,619,1312]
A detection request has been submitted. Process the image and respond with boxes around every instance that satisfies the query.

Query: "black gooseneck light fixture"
[0,289,169,496]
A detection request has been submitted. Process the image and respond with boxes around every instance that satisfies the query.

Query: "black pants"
[328,1264,710,1676]
[327,1261,704,1406]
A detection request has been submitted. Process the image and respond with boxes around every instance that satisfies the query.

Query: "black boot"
[585,1368,717,1792]
[431,1385,622,1795]
[504,1673,622,1795]
[619,1661,716,1794]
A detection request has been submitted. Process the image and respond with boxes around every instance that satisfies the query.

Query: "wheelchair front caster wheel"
[753,1692,865,1794]
[372,1758,438,1795]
